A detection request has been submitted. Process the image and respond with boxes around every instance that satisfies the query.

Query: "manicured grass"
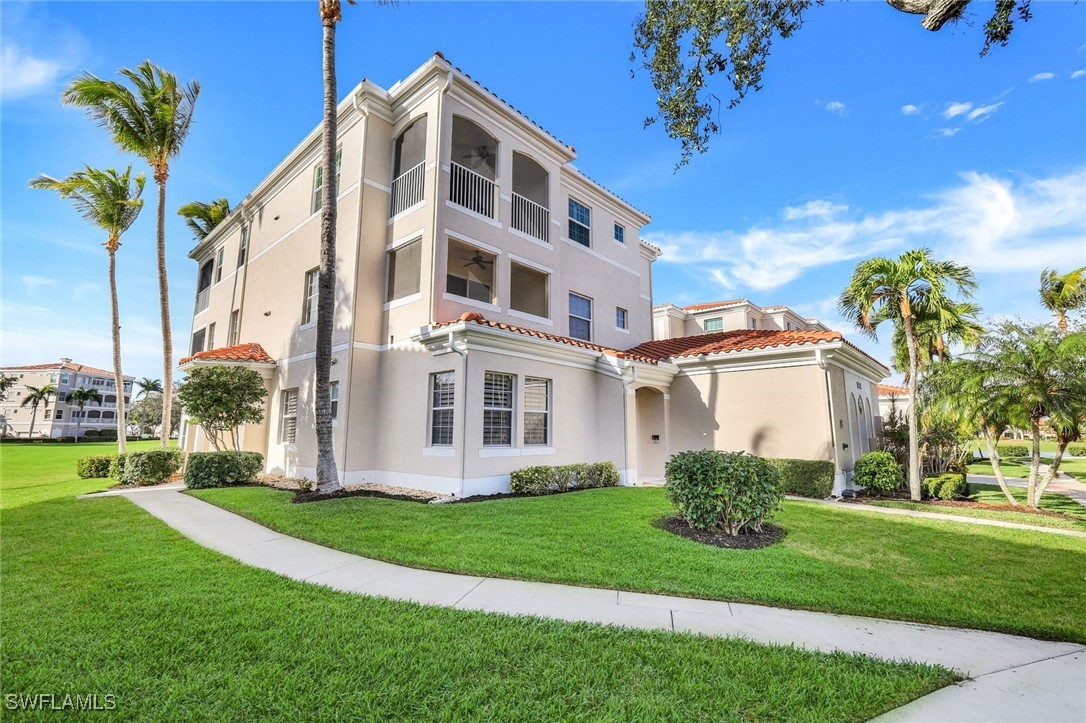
[967,438,1060,454]
[967,457,1030,477]
[1057,459,1086,480]
[0,444,956,719]
[864,484,1086,533]
[193,485,1086,643]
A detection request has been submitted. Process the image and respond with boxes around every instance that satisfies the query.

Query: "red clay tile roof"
[179,343,276,366]
[681,299,749,312]
[1,361,127,377]
[433,312,660,364]
[878,384,910,396]
[627,329,845,361]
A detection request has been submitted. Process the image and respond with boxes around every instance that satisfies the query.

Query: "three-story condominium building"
[0,359,133,439]
[179,54,887,496]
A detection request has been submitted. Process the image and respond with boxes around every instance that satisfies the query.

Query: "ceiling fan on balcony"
[461,251,493,269]
[460,144,494,168]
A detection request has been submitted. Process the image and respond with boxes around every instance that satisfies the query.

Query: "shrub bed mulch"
[655,515,785,550]
[847,497,1079,521]
[289,482,615,505]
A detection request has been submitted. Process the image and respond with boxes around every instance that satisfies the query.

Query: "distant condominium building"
[0,359,133,439]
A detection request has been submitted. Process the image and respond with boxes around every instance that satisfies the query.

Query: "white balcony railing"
[390,162,425,217]
[511,192,549,243]
[194,287,210,314]
[449,162,495,219]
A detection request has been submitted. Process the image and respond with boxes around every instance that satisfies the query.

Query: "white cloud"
[966,102,1002,122]
[943,101,972,119]
[936,128,959,138]
[783,200,848,221]
[1029,72,1056,83]
[819,100,848,117]
[1072,70,1086,79]
[73,282,102,299]
[647,167,1086,292]
[901,104,920,115]
[20,275,56,293]
[1,45,65,99]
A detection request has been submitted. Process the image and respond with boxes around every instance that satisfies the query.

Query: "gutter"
[817,349,843,488]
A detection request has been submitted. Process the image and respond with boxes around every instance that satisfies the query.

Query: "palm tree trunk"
[314,4,341,493]
[1057,312,1068,337]
[155,173,174,448]
[75,408,83,443]
[1036,439,1067,501]
[108,247,128,454]
[901,310,922,501]
[1027,417,1042,507]
[28,405,38,438]
[981,426,1016,505]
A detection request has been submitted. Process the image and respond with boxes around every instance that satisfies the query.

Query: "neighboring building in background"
[652,299,829,339]
[877,383,911,422]
[0,359,133,438]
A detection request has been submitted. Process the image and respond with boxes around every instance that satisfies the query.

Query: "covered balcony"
[511,152,549,242]
[194,259,213,314]
[449,116,497,219]
[390,117,426,217]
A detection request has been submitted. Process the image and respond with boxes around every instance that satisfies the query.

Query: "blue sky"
[3,1,1084,383]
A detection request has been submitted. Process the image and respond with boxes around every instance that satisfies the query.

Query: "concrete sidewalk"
[92,485,1086,722]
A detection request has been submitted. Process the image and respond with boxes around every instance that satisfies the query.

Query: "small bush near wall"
[769,458,835,499]
[109,453,128,480]
[664,450,782,536]
[997,444,1028,458]
[509,461,620,496]
[853,452,904,494]
[117,449,184,486]
[184,451,264,489]
[923,474,969,501]
[82,430,100,439]
[77,455,114,479]
[1066,443,1086,457]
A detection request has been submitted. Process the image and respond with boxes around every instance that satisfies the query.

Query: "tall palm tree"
[68,387,104,442]
[890,300,985,377]
[20,384,57,439]
[1039,266,1086,336]
[63,61,200,449]
[31,166,146,453]
[839,248,976,500]
[133,377,163,437]
[177,198,230,240]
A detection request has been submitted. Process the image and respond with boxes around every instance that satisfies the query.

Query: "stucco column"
[623,386,638,485]
[662,393,672,468]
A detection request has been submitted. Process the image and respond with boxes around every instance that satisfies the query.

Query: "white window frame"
[429,371,455,447]
[237,225,249,267]
[482,371,515,447]
[279,389,298,444]
[214,247,225,283]
[568,198,591,247]
[329,381,339,421]
[705,317,724,333]
[302,267,319,326]
[568,292,593,342]
[614,223,625,244]
[312,148,343,214]
[523,377,551,446]
[228,310,240,346]
[616,307,628,331]
[207,322,216,351]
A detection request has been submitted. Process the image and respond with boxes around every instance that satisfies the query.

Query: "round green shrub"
[997,444,1028,458]
[82,429,100,439]
[665,450,783,536]
[1066,443,1086,458]
[184,451,264,489]
[853,451,904,494]
[769,458,835,498]
[117,449,184,486]
[923,473,969,500]
[76,455,114,479]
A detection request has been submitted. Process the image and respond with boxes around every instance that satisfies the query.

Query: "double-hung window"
[237,226,249,267]
[228,310,240,346]
[329,381,339,420]
[568,292,592,342]
[386,239,421,303]
[523,377,551,446]
[614,223,625,244]
[616,307,628,330]
[568,198,591,246]
[429,372,455,446]
[302,268,319,326]
[207,323,216,351]
[705,317,723,332]
[280,389,298,443]
[482,372,514,446]
[214,247,225,283]
[311,148,343,213]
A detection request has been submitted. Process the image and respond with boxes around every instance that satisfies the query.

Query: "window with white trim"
[311,148,343,213]
[568,292,592,342]
[228,310,240,346]
[330,381,339,420]
[207,323,216,351]
[705,317,723,332]
[614,223,625,243]
[214,247,225,283]
[616,307,628,330]
[446,238,495,304]
[302,268,319,325]
[483,372,514,446]
[386,239,421,302]
[280,389,298,443]
[190,328,206,355]
[523,377,550,446]
[510,262,548,318]
[55,409,63,420]
[568,198,591,246]
[237,226,249,267]
[429,372,455,446]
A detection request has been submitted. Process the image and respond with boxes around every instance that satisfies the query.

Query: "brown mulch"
[292,488,438,504]
[655,515,785,550]
[846,497,1078,521]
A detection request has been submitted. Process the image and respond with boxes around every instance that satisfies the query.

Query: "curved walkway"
[93,485,1086,722]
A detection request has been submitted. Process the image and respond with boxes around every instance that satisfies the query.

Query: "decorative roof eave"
[178,343,278,377]
[667,339,889,381]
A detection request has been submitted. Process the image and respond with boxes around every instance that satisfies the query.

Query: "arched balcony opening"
[511,152,549,242]
[390,117,427,216]
[449,116,497,218]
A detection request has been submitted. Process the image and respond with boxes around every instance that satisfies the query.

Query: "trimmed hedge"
[664,450,782,536]
[184,451,264,489]
[1067,443,1086,457]
[853,451,904,493]
[76,455,113,479]
[509,461,620,495]
[117,449,184,486]
[997,444,1028,458]
[923,473,969,501]
[109,453,128,480]
[769,458,835,499]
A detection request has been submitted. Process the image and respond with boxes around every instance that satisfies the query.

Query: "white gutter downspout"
[817,348,843,493]
[446,330,468,497]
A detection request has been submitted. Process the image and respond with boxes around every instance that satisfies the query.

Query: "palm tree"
[68,387,104,441]
[890,300,985,378]
[839,248,976,500]
[31,166,146,453]
[1039,267,1086,336]
[63,61,200,449]
[134,377,163,437]
[20,384,57,439]
[177,198,230,240]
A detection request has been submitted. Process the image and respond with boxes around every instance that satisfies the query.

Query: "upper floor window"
[429,371,455,446]
[190,328,206,356]
[616,307,628,330]
[386,239,421,303]
[705,317,723,333]
[509,262,548,319]
[237,226,249,267]
[55,409,63,420]
[446,239,495,304]
[329,381,339,421]
[302,268,319,326]
[568,199,591,246]
[614,223,625,244]
[60,373,70,385]
[207,323,216,351]
[214,247,225,283]
[569,292,592,342]
[311,148,343,214]
[195,259,213,313]
[228,310,240,346]
[391,118,427,216]
[483,372,514,446]
[280,389,298,444]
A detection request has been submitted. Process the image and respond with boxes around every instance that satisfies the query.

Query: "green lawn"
[967,456,1086,481]
[0,444,956,720]
[864,483,1086,533]
[193,485,1086,644]
[967,438,1060,454]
